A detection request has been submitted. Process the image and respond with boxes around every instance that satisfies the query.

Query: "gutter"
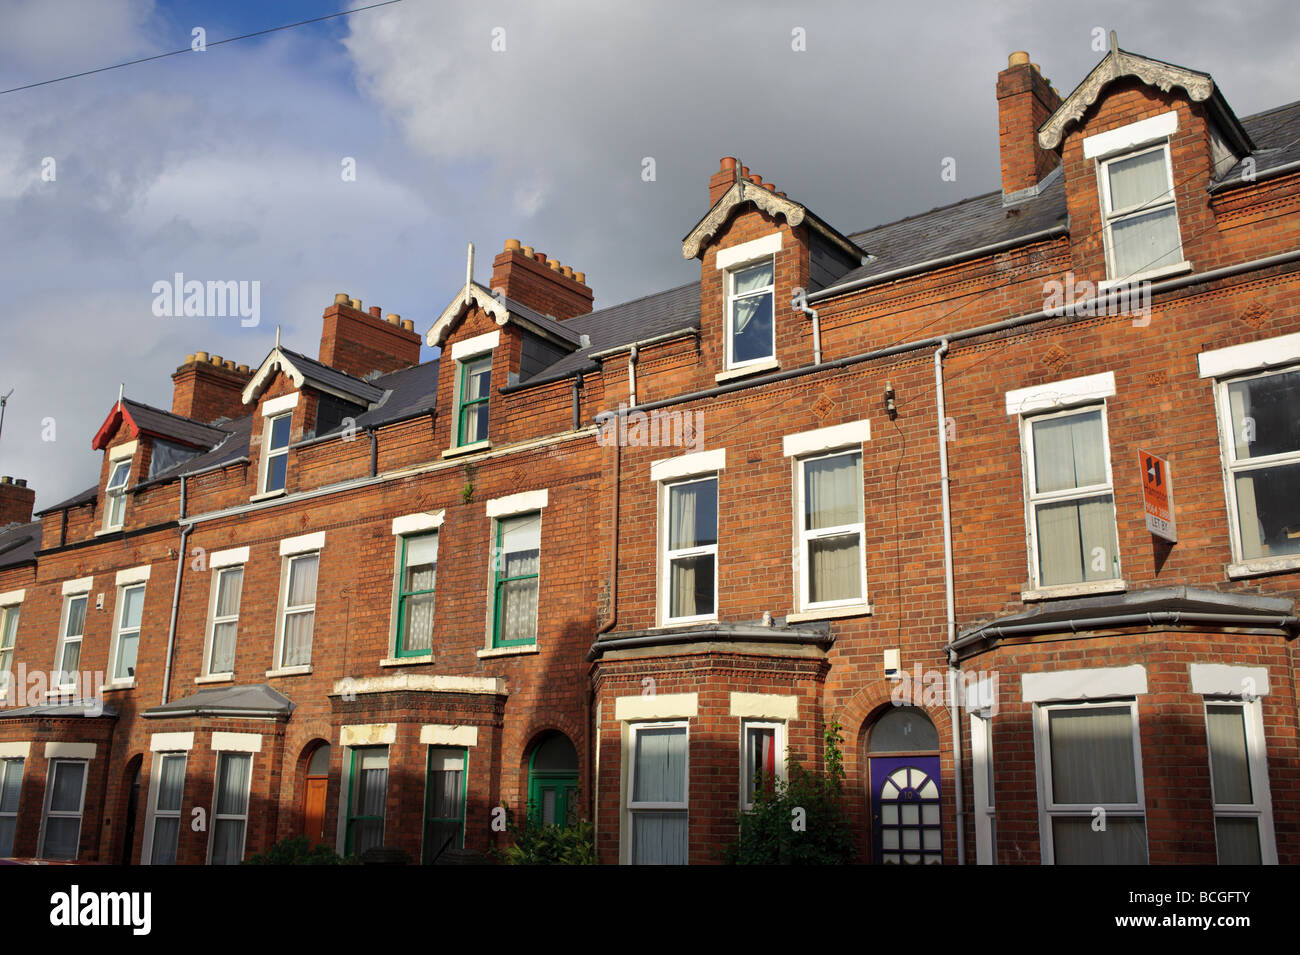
[587,626,830,662]
[807,224,1070,304]
[948,610,1300,657]
[1209,158,1300,193]
[597,248,1300,422]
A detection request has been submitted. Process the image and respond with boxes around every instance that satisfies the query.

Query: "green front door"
[528,772,578,828]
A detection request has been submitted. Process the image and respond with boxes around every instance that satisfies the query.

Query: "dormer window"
[726,258,775,369]
[104,460,131,531]
[261,412,292,494]
[456,355,491,446]
[1100,144,1182,280]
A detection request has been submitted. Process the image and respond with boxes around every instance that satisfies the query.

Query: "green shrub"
[243,835,355,865]
[495,807,597,865]
[724,721,856,865]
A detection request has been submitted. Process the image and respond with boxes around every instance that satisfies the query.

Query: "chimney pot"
[534,252,546,263]
[561,265,574,279]
[546,259,561,271]
[741,165,750,178]
[195,351,209,363]
[400,319,414,332]
[504,238,521,251]
[210,355,223,366]
[237,364,249,374]
[1008,50,1030,67]
[720,156,736,171]
[183,353,196,365]
[574,271,586,284]
[522,245,534,257]
[0,476,10,485]
[334,292,350,305]
[349,298,362,310]
[764,181,776,191]
[998,51,1062,196]
[0,474,36,525]
[748,174,762,185]
[369,306,382,318]
[386,313,400,324]
[15,479,26,488]
[223,360,235,370]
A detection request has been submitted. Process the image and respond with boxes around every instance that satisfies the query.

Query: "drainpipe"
[571,374,582,431]
[628,346,639,407]
[367,427,378,478]
[591,430,622,852]
[794,299,821,365]
[161,474,190,705]
[934,338,965,866]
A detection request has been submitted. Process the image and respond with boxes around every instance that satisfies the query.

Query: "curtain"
[1215,817,1262,864]
[156,756,185,813]
[216,755,250,816]
[1206,706,1252,804]
[1108,149,1170,210]
[745,728,776,802]
[1033,412,1105,492]
[806,452,863,603]
[210,819,245,866]
[211,622,237,674]
[426,750,464,858]
[731,262,774,363]
[402,536,437,651]
[633,813,688,865]
[115,633,137,680]
[499,517,539,642]
[633,727,686,803]
[150,818,179,864]
[1228,383,1266,558]
[1048,706,1136,804]
[1052,816,1147,864]
[352,751,388,855]
[1108,150,1180,277]
[0,761,19,813]
[1033,413,1116,585]
[669,480,716,618]
[282,556,318,666]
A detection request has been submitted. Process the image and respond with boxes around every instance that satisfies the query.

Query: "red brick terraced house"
[1,40,1298,865]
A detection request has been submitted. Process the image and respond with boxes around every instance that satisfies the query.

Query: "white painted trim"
[485,489,549,518]
[261,391,300,417]
[419,724,479,747]
[476,644,540,658]
[150,732,195,752]
[332,674,506,696]
[1082,110,1179,159]
[1197,332,1300,379]
[650,448,726,483]
[0,588,25,606]
[450,330,500,361]
[108,439,139,461]
[1022,664,1147,703]
[1005,372,1116,415]
[970,710,995,865]
[210,732,262,753]
[391,511,445,536]
[715,232,783,271]
[782,419,871,457]
[279,530,325,556]
[0,741,31,758]
[1189,664,1271,697]
[44,742,97,759]
[786,604,872,622]
[62,576,93,595]
[715,357,781,382]
[209,546,249,569]
[729,692,798,720]
[340,723,397,747]
[615,692,698,721]
[115,564,152,586]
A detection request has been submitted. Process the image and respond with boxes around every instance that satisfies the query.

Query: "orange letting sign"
[1138,449,1177,542]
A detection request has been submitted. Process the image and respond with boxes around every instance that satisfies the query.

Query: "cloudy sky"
[1,0,1296,510]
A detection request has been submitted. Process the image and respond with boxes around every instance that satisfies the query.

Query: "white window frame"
[207,750,253,865]
[1019,403,1123,594]
[1210,364,1300,571]
[724,255,776,371]
[103,459,132,531]
[1097,140,1184,282]
[739,719,785,812]
[626,720,689,866]
[142,751,187,865]
[259,411,292,494]
[109,582,145,686]
[1033,698,1148,865]
[54,591,90,693]
[794,448,867,612]
[203,564,245,678]
[1201,697,1277,865]
[659,475,719,626]
[38,758,88,860]
[0,598,20,702]
[0,756,25,855]
[272,552,319,671]
[970,709,996,865]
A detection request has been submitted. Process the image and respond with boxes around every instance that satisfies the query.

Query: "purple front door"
[869,755,942,864]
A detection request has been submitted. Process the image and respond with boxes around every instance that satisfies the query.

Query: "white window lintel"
[210,732,262,753]
[115,564,152,586]
[450,330,500,362]
[392,511,446,536]
[782,419,871,458]
[419,724,479,747]
[210,546,250,569]
[62,577,94,596]
[150,732,194,752]
[729,692,798,720]
[1005,372,1117,416]
[1022,664,1147,703]
[1083,111,1179,160]
[261,392,300,417]
[44,742,96,760]
[716,233,783,271]
[485,489,548,518]
[1189,664,1271,698]
[615,692,699,721]
[650,449,726,483]
[1197,332,1300,380]
[279,531,325,556]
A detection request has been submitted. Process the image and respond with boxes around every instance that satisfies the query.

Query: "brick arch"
[832,681,955,864]
[512,720,586,819]
[277,720,334,843]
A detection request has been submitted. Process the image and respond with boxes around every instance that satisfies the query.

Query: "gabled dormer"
[90,397,229,532]
[427,242,589,455]
[683,158,863,382]
[1028,39,1254,286]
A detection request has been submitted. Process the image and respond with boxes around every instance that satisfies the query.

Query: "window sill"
[1226,554,1300,579]
[194,674,234,685]
[265,665,313,678]
[1099,260,1192,289]
[380,655,435,667]
[658,616,719,629]
[442,441,490,460]
[101,680,135,692]
[1021,579,1127,602]
[715,358,780,383]
[250,488,286,503]
[476,645,539,659]
[95,526,124,537]
[786,603,873,622]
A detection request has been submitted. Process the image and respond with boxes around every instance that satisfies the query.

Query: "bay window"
[628,722,688,865]
[146,752,186,865]
[40,759,87,860]
[209,752,252,865]
[345,746,388,857]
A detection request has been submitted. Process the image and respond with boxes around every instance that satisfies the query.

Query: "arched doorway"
[120,755,142,865]
[527,732,578,827]
[300,742,330,846]
[867,706,942,864]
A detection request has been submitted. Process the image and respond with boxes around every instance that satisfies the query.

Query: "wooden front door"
[303,776,328,845]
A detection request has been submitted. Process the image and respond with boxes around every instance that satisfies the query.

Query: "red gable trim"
[90,403,138,451]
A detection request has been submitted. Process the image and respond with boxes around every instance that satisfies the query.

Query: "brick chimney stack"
[709,157,738,205]
[171,354,254,424]
[319,294,421,378]
[490,240,594,321]
[0,476,35,526]
[997,51,1062,198]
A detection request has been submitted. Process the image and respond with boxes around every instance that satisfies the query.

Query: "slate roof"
[1215,99,1300,187]
[33,484,97,517]
[310,359,440,439]
[277,347,386,404]
[121,398,230,449]
[0,520,41,569]
[143,683,295,719]
[508,282,700,389]
[136,414,253,489]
